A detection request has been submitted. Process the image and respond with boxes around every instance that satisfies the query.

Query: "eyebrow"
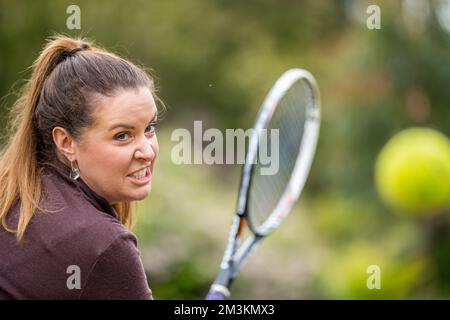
[108,113,158,131]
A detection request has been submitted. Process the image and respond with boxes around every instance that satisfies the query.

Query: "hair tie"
[69,47,83,55]
[57,47,84,64]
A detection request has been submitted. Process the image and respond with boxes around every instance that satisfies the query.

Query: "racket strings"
[247,79,313,232]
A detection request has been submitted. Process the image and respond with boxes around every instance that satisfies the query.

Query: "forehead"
[91,87,157,127]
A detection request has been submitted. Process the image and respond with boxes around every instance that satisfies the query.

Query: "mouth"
[127,166,152,185]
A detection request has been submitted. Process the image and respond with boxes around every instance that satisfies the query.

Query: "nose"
[134,136,157,162]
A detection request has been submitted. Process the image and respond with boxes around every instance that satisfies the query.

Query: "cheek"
[80,143,130,178]
[152,136,160,158]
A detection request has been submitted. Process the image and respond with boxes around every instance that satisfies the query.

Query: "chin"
[129,187,152,201]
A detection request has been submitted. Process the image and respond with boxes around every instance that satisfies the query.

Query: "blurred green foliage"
[1,0,449,299]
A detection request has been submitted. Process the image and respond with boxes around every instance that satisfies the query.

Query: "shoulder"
[0,167,150,299]
[35,169,147,296]
[37,169,131,251]
[80,232,153,299]
[38,168,152,299]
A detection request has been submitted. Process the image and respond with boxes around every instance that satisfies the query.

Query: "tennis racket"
[205,68,321,300]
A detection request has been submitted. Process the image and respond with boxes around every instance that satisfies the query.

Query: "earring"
[70,161,80,180]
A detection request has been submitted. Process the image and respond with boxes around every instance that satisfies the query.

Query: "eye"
[115,132,130,141]
[145,123,157,134]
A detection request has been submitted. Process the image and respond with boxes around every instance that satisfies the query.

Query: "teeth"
[130,168,147,179]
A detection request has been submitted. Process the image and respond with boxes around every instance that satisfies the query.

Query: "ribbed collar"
[42,159,118,219]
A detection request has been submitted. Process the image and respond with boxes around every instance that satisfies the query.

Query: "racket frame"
[207,68,321,299]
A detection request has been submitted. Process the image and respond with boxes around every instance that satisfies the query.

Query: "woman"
[0,35,159,299]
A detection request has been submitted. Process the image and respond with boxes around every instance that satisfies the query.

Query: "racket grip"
[205,291,226,300]
[205,284,230,300]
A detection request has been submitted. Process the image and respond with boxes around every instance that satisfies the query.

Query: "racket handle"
[205,284,230,300]
[205,291,226,300]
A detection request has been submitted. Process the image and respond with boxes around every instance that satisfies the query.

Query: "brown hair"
[0,35,157,241]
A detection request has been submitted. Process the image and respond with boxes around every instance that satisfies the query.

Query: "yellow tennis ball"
[375,128,450,214]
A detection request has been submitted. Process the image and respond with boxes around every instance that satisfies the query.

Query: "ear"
[52,127,77,162]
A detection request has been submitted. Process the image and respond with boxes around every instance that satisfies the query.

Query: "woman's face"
[73,86,159,204]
